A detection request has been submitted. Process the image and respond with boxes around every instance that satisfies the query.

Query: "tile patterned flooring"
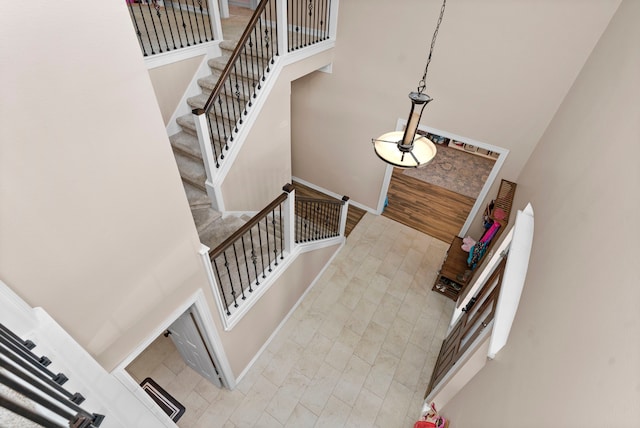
[127,213,454,427]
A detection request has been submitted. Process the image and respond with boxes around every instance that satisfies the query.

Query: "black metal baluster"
[257,16,265,78]
[215,94,230,147]
[320,202,327,238]
[230,243,246,300]
[314,0,320,43]
[309,202,315,239]
[286,0,291,52]
[305,201,311,242]
[209,100,224,156]
[327,203,333,237]
[264,217,273,271]
[153,0,171,53]
[319,0,324,42]
[262,14,271,76]
[271,0,279,57]
[238,51,249,113]
[299,201,304,242]
[311,202,317,239]
[167,0,184,48]
[326,0,331,38]
[163,1,179,50]
[240,235,253,293]
[268,1,277,61]
[202,0,214,41]
[278,204,284,259]
[324,202,331,238]
[271,209,279,265]
[321,202,327,238]
[195,0,209,42]
[231,64,242,126]
[221,252,239,309]
[322,0,328,40]
[189,0,203,44]
[138,2,157,55]
[304,0,313,46]
[248,228,260,286]
[183,0,197,45]
[299,0,303,49]
[253,27,264,91]
[203,113,220,168]
[223,82,236,137]
[144,1,163,53]
[128,2,150,56]
[176,0,192,46]
[293,0,302,50]
[212,258,231,315]
[257,222,267,278]
[248,34,259,94]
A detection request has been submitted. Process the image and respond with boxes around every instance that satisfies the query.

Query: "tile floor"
[127,213,455,427]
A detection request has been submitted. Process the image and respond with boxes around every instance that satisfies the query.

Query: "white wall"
[221,49,335,210]
[291,0,620,221]
[0,0,209,369]
[441,0,640,425]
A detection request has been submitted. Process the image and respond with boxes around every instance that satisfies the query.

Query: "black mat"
[140,377,185,422]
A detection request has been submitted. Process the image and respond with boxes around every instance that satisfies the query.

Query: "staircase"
[166,0,336,251]
[169,9,253,250]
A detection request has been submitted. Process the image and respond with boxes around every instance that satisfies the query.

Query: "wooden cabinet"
[432,179,517,301]
[433,236,472,300]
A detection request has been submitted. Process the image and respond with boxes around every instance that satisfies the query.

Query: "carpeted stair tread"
[219,40,239,52]
[200,214,247,250]
[173,150,206,190]
[197,73,256,100]
[192,206,222,235]
[176,114,197,136]
[170,131,202,160]
[208,56,267,80]
[186,94,244,125]
[183,182,211,209]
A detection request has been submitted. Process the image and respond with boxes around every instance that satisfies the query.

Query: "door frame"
[167,305,224,388]
[377,120,509,238]
[112,289,235,421]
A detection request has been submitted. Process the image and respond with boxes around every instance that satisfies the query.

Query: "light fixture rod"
[418,0,447,95]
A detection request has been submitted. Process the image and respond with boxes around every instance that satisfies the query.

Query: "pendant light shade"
[372,0,447,169]
[373,92,437,168]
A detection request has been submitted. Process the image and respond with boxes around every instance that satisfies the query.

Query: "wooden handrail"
[209,189,288,259]
[194,0,273,115]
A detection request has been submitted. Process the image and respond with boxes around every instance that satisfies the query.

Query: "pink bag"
[414,402,448,428]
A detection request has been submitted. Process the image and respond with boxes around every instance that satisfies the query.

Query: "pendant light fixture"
[372,0,447,168]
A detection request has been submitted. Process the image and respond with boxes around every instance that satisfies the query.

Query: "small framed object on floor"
[140,377,185,422]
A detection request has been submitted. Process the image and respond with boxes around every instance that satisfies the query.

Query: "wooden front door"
[426,256,507,397]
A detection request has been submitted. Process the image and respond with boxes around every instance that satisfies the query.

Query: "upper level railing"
[287,0,332,52]
[127,0,216,56]
[0,323,105,427]
[295,195,348,243]
[208,183,348,325]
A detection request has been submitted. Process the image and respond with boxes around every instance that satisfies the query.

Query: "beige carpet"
[403,143,495,199]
